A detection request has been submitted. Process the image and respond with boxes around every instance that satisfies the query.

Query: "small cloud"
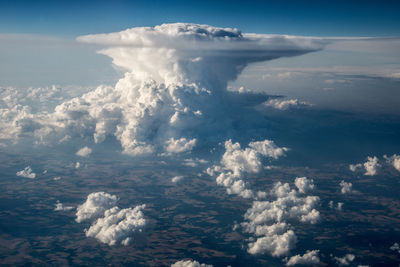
[329,201,343,211]
[390,242,400,254]
[85,204,146,246]
[16,166,36,179]
[262,98,312,111]
[75,192,146,246]
[238,86,246,93]
[295,177,315,194]
[183,158,208,167]
[76,146,92,157]
[171,259,213,267]
[54,200,74,211]
[191,57,202,62]
[286,250,320,266]
[339,180,353,194]
[334,254,355,266]
[350,156,380,176]
[75,192,118,223]
[349,163,362,172]
[164,137,196,154]
[171,176,184,183]
[364,156,380,176]
[384,154,400,172]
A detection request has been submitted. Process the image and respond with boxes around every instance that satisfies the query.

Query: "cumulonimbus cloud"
[0,23,328,156]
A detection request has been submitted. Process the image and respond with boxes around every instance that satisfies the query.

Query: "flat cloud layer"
[0,23,328,156]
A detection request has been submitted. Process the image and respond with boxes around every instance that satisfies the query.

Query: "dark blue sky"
[1,0,399,37]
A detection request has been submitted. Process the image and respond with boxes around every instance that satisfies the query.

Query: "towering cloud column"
[0,23,327,155]
[74,23,326,155]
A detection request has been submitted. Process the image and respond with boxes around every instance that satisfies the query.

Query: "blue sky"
[1,0,400,37]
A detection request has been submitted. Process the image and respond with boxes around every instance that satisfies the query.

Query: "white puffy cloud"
[246,224,297,256]
[16,166,36,179]
[54,200,74,211]
[171,259,213,267]
[241,179,319,256]
[76,192,146,246]
[339,180,353,194]
[0,23,327,156]
[286,250,320,266]
[85,204,146,246]
[76,146,92,157]
[262,98,311,110]
[334,254,355,266]
[295,177,315,194]
[171,176,184,183]
[249,140,289,160]
[385,154,400,172]
[364,156,380,176]
[209,139,288,198]
[243,182,320,226]
[350,156,380,176]
[165,138,196,154]
[75,192,118,223]
[208,139,318,257]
